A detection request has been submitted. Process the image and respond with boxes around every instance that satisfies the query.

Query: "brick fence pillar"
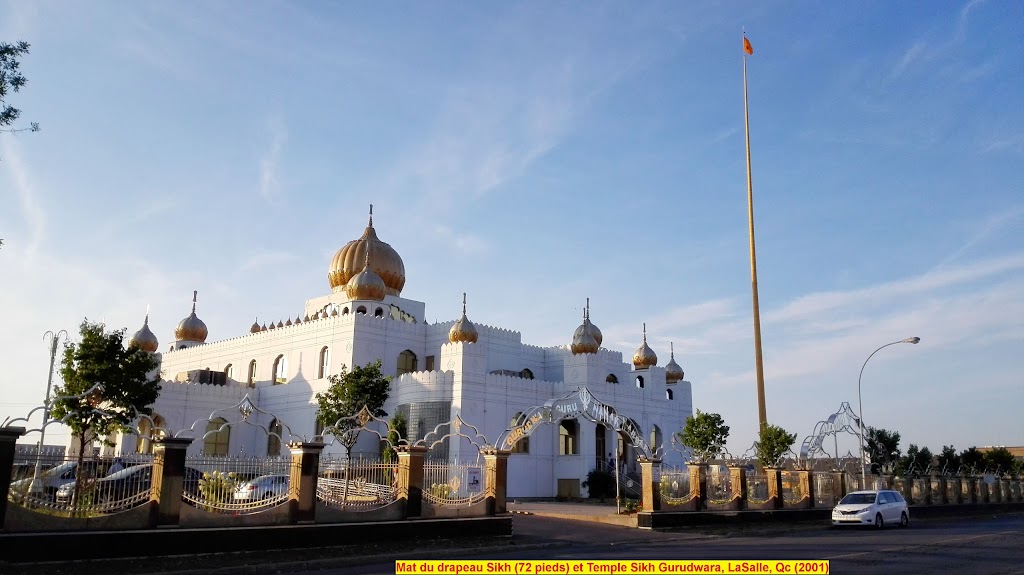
[287,441,324,524]
[397,446,428,518]
[149,437,194,527]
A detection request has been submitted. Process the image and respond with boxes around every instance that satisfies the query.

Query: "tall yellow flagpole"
[743,34,768,429]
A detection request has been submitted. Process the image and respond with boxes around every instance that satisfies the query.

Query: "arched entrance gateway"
[496,386,654,490]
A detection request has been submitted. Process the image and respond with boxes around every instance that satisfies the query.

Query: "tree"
[50,319,160,506]
[865,427,901,474]
[937,445,961,475]
[381,410,407,463]
[983,447,1016,476]
[315,359,391,453]
[676,410,730,463]
[1,41,40,134]
[960,447,985,474]
[899,444,933,476]
[754,423,796,469]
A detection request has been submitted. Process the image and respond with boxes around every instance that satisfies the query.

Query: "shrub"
[582,469,615,499]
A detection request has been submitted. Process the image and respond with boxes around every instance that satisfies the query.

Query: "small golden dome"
[328,205,405,296]
[128,314,159,353]
[449,293,479,343]
[295,315,302,324]
[174,291,209,343]
[632,323,658,369]
[571,298,602,354]
[285,318,293,326]
[346,242,387,302]
[665,342,684,384]
[276,320,284,328]
[261,323,267,331]
[304,314,311,322]
[250,318,260,334]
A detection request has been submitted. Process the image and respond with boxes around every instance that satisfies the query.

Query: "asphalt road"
[311,513,1024,575]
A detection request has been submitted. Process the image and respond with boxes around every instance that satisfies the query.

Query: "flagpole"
[743,36,768,429]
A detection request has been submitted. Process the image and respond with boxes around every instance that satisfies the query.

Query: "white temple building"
[114,209,694,498]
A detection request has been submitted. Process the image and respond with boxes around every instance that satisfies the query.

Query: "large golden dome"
[449,293,479,343]
[632,323,658,369]
[128,314,159,353]
[328,206,405,296]
[175,291,209,343]
[664,342,684,384]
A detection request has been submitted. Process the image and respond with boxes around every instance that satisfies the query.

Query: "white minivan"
[831,489,910,528]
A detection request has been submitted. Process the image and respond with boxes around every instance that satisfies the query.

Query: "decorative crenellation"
[484,373,561,390]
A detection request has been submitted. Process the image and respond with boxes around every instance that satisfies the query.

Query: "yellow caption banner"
[396,560,829,575]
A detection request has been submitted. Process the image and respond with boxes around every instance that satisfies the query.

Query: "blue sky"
[2,1,1022,456]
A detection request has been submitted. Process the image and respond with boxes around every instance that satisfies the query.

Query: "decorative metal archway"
[494,386,653,458]
[799,401,862,468]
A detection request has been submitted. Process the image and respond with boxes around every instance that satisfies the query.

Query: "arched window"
[318,346,331,379]
[606,373,618,384]
[650,425,662,452]
[666,389,674,400]
[559,419,579,455]
[356,306,367,315]
[314,416,325,439]
[510,413,529,454]
[203,418,230,456]
[224,364,234,381]
[247,360,257,387]
[342,307,350,315]
[520,368,534,380]
[374,307,384,317]
[635,376,645,389]
[397,350,417,376]
[267,418,282,457]
[273,354,288,385]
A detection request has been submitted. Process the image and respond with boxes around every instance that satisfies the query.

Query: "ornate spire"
[665,341,685,384]
[632,323,658,369]
[449,292,479,343]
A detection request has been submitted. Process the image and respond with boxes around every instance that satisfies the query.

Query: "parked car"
[55,464,204,509]
[831,489,909,528]
[233,474,289,502]
[9,460,102,501]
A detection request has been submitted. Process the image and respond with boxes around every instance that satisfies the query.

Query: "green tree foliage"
[315,359,391,452]
[865,427,901,474]
[50,319,160,505]
[676,410,730,463]
[983,447,1016,475]
[960,447,985,473]
[1,41,39,133]
[754,423,797,468]
[899,444,933,476]
[381,410,408,463]
[937,445,961,475]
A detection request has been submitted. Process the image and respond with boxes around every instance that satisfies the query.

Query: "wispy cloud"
[1,140,46,260]
[889,41,927,80]
[431,225,490,256]
[934,206,1024,269]
[239,249,297,272]
[259,116,287,201]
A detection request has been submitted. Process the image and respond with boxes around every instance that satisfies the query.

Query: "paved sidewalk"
[507,501,637,527]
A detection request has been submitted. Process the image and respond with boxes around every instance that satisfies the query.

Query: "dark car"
[55,464,203,510]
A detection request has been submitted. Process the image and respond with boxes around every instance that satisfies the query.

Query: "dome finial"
[670,341,675,358]
[368,203,373,227]
[192,290,198,314]
[462,292,467,315]
[643,322,647,343]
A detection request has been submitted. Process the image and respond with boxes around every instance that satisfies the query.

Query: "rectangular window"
[425,356,435,371]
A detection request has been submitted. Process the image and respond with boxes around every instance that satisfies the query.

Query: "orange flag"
[744,36,754,55]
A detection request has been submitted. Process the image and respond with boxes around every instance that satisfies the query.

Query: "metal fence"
[7,452,154,516]
[317,455,398,511]
[182,455,291,514]
[745,473,770,505]
[422,459,488,507]
[706,465,732,504]
[659,466,692,504]
[814,473,836,507]
[781,471,802,504]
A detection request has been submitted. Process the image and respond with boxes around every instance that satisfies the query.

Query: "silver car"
[831,489,909,528]
[233,474,289,502]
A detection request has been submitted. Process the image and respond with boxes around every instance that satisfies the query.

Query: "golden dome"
[449,293,479,343]
[346,243,387,301]
[571,298,602,354]
[632,323,658,369]
[250,318,260,334]
[664,342,684,384]
[328,205,405,296]
[128,314,159,353]
[174,291,209,343]
[261,323,267,331]
[285,318,293,326]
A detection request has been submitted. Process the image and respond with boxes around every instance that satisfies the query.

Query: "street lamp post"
[28,329,68,495]
[857,337,920,488]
